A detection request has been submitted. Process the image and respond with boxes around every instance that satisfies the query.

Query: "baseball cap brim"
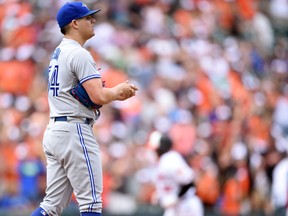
[78,9,101,19]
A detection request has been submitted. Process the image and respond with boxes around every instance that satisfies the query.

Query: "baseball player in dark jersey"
[31,2,138,216]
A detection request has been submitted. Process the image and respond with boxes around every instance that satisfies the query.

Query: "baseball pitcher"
[31,2,138,216]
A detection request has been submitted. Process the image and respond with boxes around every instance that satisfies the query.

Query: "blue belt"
[54,116,92,125]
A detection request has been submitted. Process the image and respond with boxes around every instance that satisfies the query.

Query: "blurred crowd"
[0,0,288,215]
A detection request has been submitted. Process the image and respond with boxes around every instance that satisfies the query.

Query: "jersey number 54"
[48,65,59,97]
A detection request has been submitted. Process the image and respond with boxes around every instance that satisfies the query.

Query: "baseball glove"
[70,82,104,110]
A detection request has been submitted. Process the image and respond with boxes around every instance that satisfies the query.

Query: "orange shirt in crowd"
[221,177,241,216]
[221,165,250,216]
[237,0,256,20]
[196,171,220,206]
[173,9,193,37]
[0,60,36,95]
[228,71,252,116]
[247,115,271,141]
[195,72,219,116]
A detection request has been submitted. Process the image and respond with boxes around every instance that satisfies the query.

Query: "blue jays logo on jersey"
[41,210,48,215]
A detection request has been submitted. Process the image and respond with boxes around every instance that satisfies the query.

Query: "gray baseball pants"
[39,119,103,216]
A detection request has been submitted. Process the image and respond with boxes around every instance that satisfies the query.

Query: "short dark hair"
[60,25,69,35]
[156,134,173,157]
[60,28,65,34]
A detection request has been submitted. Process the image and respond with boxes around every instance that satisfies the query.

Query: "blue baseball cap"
[57,2,101,28]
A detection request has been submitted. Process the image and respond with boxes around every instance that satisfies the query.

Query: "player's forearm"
[84,79,138,105]
[90,83,137,105]
[90,87,120,105]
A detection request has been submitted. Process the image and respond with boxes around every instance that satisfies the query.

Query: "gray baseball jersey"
[48,38,100,119]
[40,38,103,215]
